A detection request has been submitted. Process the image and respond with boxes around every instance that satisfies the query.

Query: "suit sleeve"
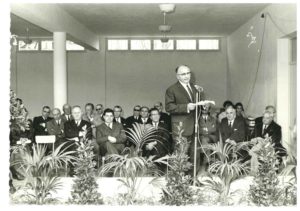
[116,124,127,144]
[165,88,189,115]
[230,121,246,142]
[33,117,47,135]
[64,122,79,138]
[96,126,109,144]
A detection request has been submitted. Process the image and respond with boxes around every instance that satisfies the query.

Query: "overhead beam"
[11,3,99,50]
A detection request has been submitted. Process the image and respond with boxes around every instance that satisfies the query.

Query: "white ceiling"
[11,3,269,37]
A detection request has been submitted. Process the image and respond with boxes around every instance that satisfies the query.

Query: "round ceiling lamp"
[159,4,176,13]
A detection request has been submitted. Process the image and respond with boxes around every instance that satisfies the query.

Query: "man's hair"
[85,103,94,110]
[175,65,189,73]
[52,108,61,114]
[235,102,244,111]
[42,106,50,111]
[140,106,149,111]
[103,108,114,116]
[149,107,160,115]
[72,105,81,110]
[96,104,103,108]
[223,100,234,108]
[154,102,163,106]
[16,98,23,104]
[133,105,141,110]
[265,105,276,113]
[225,105,235,112]
[114,105,122,112]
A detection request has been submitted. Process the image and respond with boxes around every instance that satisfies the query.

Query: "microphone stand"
[193,90,201,186]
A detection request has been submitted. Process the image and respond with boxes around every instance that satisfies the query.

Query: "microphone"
[194,85,204,92]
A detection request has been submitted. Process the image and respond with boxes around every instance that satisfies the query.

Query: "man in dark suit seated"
[143,108,172,158]
[61,104,73,123]
[46,108,65,149]
[253,111,286,159]
[96,108,127,156]
[218,106,246,143]
[64,106,92,176]
[125,105,141,128]
[154,102,171,131]
[138,106,152,125]
[33,106,53,138]
[255,105,276,125]
[113,105,127,128]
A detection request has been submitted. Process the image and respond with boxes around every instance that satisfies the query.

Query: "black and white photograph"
[0,0,298,208]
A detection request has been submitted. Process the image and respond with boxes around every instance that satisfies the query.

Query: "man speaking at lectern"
[165,65,202,173]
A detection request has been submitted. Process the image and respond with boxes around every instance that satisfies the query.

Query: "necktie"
[229,121,232,128]
[57,120,60,126]
[262,125,267,134]
[186,84,193,101]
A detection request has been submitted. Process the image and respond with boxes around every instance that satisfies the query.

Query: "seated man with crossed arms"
[96,108,127,156]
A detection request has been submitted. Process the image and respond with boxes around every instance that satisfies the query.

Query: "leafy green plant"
[202,140,250,204]
[160,124,195,206]
[11,142,76,204]
[99,123,168,205]
[69,139,103,204]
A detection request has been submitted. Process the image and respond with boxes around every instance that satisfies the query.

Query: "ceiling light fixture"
[158,4,176,43]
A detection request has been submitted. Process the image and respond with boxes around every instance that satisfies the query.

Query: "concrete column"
[53,32,67,110]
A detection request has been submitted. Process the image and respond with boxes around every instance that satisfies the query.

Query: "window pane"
[18,40,39,51]
[176,40,196,50]
[108,39,128,50]
[66,41,84,51]
[130,40,151,50]
[153,39,174,50]
[198,39,219,50]
[41,40,54,51]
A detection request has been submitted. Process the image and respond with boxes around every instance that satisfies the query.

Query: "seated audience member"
[255,105,276,125]
[15,98,23,107]
[33,106,53,138]
[61,104,73,122]
[96,108,126,156]
[199,104,218,172]
[138,106,152,125]
[154,101,171,131]
[95,104,104,117]
[125,105,141,128]
[143,108,172,158]
[82,103,103,127]
[235,102,247,119]
[46,108,65,148]
[217,100,234,123]
[252,111,286,158]
[218,106,246,143]
[113,105,127,128]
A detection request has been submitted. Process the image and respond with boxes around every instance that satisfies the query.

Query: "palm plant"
[99,123,169,205]
[11,142,76,204]
[202,140,250,204]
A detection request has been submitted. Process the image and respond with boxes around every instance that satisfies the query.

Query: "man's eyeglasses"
[177,72,191,76]
[134,109,141,111]
[43,110,50,114]
[96,108,102,111]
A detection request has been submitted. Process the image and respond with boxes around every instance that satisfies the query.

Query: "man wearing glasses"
[32,106,53,138]
[95,104,104,117]
[125,105,141,128]
[165,65,200,174]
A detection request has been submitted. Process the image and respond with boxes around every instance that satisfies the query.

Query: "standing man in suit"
[33,106,53,138]
[96,108,127,156]
[125,105,141,128]
[218,106,246,143]
[165,65,202,175]
[61,104,73,123]
[46,108,65,148]
[138,106,152,125]
[253,111,286,158]
[113,105,127,128]
[154,101,171,131]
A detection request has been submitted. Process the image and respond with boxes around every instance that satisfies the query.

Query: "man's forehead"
[177,66,190,73]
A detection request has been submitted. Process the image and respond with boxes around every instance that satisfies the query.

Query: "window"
[18,40,39,51]
[108,39,128,50]
[66,41,84,51]
[130,40,151,50]
[198,39,219,50]
[153,39,174,50]
[41,40,54,51]
[176,40,196,50]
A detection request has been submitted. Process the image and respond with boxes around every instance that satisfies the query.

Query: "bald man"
[218,106,246,143]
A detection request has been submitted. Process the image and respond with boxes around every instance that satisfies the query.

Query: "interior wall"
[10,37,228,117]
[227,4,297,117]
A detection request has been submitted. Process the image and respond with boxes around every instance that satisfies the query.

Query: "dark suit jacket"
[61,113,73,123]
[113,117,127,128]
[46,118,65,145]
[165,81,197,136]
[199,115,217,142]
[159,112,171,131]
[33,116,53,136]
[125,115,140,128]
[253,121,286,156]
[96,122,127,145]
[218,117,246,142]
[64,119,92,141]
[255,116,263,125]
